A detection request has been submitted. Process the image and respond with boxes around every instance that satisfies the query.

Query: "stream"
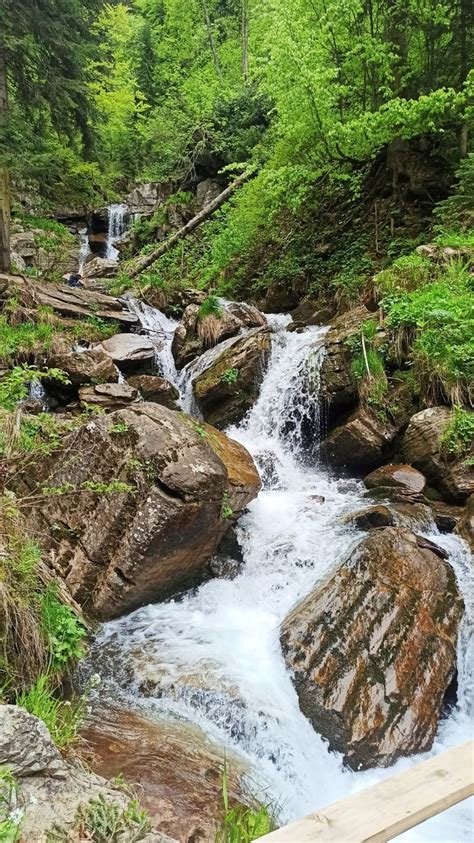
[81,302,472,840]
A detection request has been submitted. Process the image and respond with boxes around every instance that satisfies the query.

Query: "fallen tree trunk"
[128,172,249,279]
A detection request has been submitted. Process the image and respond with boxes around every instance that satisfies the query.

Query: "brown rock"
[364,464,426,497]
[127,375,179,409]
[81,257,118,279]
[225,301,267,329]
[47,348,118,386]
[193,328,272,428]
[454,494,474,551]
[344,504,394,530]
[402,407,474,502]
[281,527,463,770]
[172,303,242,370]
[430,500,464,533]
[78,382,140,410]
[19,403,261,619]
[317,306,371,424]
[321,407,398,470]
[99,333,155,371]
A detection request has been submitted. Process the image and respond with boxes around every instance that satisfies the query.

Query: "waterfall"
[125,298,180,386]
[106,204,127,261]
[83,319,473,840]
[78,227,91,271]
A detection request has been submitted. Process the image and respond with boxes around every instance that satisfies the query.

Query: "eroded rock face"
[281,527,463,770]
[402,407,474,502]
[127,375,180,409]
[343,504,394,530]
[81,257,118,279]
[320,407,398,470]
[364,463,427,498]
[47,348,118,386]
[193,328,272,428]
[19,404,261,619]
[78,382,140,410]
[455,494,474,551]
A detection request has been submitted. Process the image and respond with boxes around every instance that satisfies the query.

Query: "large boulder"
[98,333,155,372]
[402,407,474,502]
[47,348,118,386]
[172,304,241,370]
[18,404,261,619]
[281,527,463,770]
[320,407,398,470]
[193,328,272,428]
[455,494,474,551]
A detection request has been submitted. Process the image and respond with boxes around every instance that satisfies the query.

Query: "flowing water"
[106,203,127,260]
[85,314,473,840]
[78,227,91,271]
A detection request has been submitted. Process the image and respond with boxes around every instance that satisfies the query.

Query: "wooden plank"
[261,742,474,842]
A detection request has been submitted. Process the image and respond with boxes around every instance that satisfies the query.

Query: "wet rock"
[207,527,244,579]
[317,306,371,425]
[430,500,464,533]
[98,333,155,372]
[281,527,463,770]
[81,256,118,279]
[19,403,261,619]
[125,182,173,215]
[290,299,334,326]
[127,375,180,409]
[0,706,175,842]
[320,407,398,470]
[83,706,245,843]
[344,504,394,530]
[47,348,118,386]
[402,407,474,502]
[388,502,435,532]
[454,494,474,551]
[364,464,426,498]
[225,301,267,329]
[193,328,272,428]
[172,303,242,370]
[79,382,140,410]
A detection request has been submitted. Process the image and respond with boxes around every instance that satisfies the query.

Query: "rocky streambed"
[2,269,472,841]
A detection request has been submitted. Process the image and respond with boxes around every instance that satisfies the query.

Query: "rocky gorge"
[0,209,472,841]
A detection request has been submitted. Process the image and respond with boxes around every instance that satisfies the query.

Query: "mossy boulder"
[193,328,272,428]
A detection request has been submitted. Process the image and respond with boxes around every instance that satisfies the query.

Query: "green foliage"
[198,296,223,321]
[108,422,130,435]
[16,674,86,750]
[0,365,69,411]
[434,153,474,233]
[40,587,86,672]
[376,254,431,294]
[48,794,153,843]
[440,406,474,459]
[220,368,239,385]
[215,764,275,843]
[221,491,234,520]
[0,320,54,365]
[384,260,473,405]
[0,769,20,843]
[70,317,119,343]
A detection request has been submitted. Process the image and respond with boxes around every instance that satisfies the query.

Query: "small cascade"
[106,204,127,260]
[28,379,48,410]
[78,227,91,271]
[125,298,180,386]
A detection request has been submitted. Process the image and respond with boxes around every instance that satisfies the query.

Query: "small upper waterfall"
[106,203,127,260]
[78,227,91,271]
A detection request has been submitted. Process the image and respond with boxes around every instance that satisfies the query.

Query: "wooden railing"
[261,741,473,842]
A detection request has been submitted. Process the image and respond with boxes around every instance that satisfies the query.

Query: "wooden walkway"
[261,741,474,842]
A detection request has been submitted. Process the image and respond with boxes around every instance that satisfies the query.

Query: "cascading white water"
[125,298,180,386]
[78,228,91,271]
[84,318,473,840]
[106,204,127,260]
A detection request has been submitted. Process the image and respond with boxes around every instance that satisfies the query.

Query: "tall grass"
[215,764,276,843]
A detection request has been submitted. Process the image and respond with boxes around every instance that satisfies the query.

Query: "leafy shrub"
[198,295,223,321]
[434,153,474,233]
[48,794,152,842]
[40,587,86,672]
[0,365,69,411]
[0,769,20,843]
[376,253,431,294]
[220,367,239,385]
[440,406,474,459]
[0,318,54,363]
[384,261,473,405]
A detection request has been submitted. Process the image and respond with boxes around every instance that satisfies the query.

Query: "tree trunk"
[0,47,11,274]
[128,174,249,279]
[242,0,249,80]
[199,0,222,82]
